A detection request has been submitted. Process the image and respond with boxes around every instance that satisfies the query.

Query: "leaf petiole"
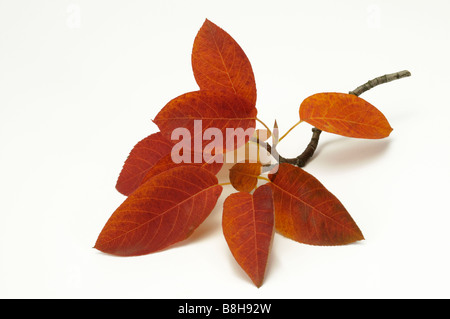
[278,120,303,142]
[256,176,271,183]
[219,182,233,186]
[256,117,273,137]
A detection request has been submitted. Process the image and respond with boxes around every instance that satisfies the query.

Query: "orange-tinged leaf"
[115,132,173,196]
[222,184,274,287]
[229,162,262,192]
[192,19,257,107]
[269,163,364,245]
[299,92,393,139]
[95,166,222,256]
[153,90,257,152]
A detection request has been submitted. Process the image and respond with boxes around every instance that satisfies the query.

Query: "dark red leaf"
[269,163,364,245]
[95,166,222,256]
[115,132,173,196]
[222,184,274,287]
[153,90,257,153]
[140,153,223,186]
[192,19,257,107]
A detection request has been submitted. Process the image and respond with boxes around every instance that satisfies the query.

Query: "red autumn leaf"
[153,90,257,153]
[299,92,393,139]
[229,162,262,193]
[192,19,257,107]
[140,153,223,186]
[222,184,274,287]
[269,163,364,245]
[95,166,222,256]
[115,132,173,196]
[97,18,410,287]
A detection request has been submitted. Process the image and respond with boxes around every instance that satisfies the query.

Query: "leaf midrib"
[269,181,356,233]
[100,183,221,246]
[207,21,237,95]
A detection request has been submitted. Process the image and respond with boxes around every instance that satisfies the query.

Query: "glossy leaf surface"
[192,19,257,107]
[269,164,364,245]
[299,92,393,139]
[222,184,274,287]
[95,166,222,256]
[115,132,173,196]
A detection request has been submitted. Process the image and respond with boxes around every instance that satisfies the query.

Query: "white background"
[1,0,449,298]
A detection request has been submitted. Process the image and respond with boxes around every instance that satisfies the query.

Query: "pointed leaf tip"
[97,166,223,256]
[115,132,173,196]
[223,184,274,287]
[269,164,364,246]
[192,19,257,107]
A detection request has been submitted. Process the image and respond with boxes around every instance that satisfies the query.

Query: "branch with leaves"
[95,19,411,288]
[257,70,411,168]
